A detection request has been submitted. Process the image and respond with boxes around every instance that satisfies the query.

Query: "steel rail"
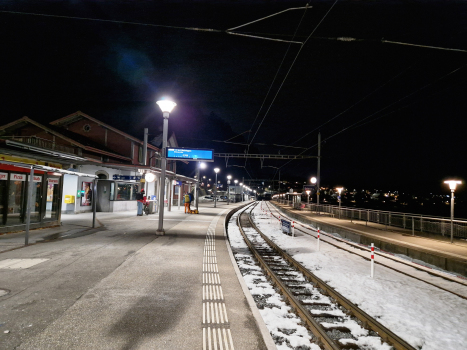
[266,202,467,296]
[246,205,417,350]
[236,203,339,350]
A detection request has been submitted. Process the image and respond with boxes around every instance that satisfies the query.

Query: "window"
[138,145,143,164]
[114,182,140,201]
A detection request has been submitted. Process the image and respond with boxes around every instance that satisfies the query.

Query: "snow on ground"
[252,203,467,350]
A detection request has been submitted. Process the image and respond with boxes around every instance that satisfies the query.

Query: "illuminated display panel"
[166,148,214,162]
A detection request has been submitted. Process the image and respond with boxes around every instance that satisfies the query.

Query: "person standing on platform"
[136,189,145,216]
[184,192,191,213]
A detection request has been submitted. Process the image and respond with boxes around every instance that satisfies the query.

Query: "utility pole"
[317,132,321,213]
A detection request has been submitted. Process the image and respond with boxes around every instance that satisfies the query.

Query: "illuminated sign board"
[166,148,214,162]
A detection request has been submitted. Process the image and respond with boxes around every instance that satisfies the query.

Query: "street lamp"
[444,180,462,243]
[155,98,176,235]
[336,187,343,219]
[306,190,311,204]
[234,180,238,203]
[196,162,207,212]
[227,175,232,205]
[214,168,220,208]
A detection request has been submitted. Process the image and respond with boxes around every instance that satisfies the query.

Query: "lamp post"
[155,99,176,235]
[444,180,462,243]
[310,177,317,211]
[306,190,311,204]
[234,179,238,202]
[336,187,343,219]
[214,168,220,207]
[227,175,232,205]
[196,162,206,212]
[240,183,243,201]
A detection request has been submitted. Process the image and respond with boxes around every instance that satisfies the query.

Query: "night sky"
[1,0,467,195]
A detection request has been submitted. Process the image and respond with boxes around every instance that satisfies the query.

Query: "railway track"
[263,201,467,300]
[235,202,416,350]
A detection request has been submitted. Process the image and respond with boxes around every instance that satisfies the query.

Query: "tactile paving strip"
[202,213,235,350]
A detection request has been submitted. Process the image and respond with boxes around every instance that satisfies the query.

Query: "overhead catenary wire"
[2,9,467,52]
[245,3,311,160]
[276,61,467,172]
[283,66,412,150]
[247,0,340,149]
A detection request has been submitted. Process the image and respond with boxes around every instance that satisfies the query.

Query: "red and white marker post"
[292,221,295,237]
[317,228,320,251]
[370,243,375,278]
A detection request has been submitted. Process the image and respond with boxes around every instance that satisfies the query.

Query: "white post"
[370,243,375,278]
[169,179,174,212]
[292,221,295,237]
[317,227,320,251]
[177,184,181,210]
[279,216,281,230]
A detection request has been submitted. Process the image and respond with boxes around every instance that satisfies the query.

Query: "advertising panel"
[81,181,93,206]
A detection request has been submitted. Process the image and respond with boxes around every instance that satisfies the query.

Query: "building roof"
[49,111,160,151]
[0,117,131,162]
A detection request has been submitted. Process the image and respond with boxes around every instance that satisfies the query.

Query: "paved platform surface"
[272,201,467,263]
[0,201,273,350]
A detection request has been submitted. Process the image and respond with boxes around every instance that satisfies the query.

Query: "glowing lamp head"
[199,162,207,169]
[234,180,238,184]
[306,190,311,195]
[145,173,156,183]
[214,168,220,174]
[156,99,177,113]
[227,175,232,180]
[444,180,462,191]
[239,183,243,186]
[311,177,317,184]
[336,187,343,194]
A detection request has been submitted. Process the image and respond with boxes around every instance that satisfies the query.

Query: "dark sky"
[1,0,467,195]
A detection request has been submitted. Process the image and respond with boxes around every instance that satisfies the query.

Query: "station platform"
[0,201,275,350]
[271,201,467,278]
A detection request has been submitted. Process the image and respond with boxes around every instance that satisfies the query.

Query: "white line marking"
[203,327,206,350]
[218,328,224,350]
[227,329,235,350]
[208,327,212,350]
[213,326,218,350]
[222,329,229,350]
[223,303,229,323]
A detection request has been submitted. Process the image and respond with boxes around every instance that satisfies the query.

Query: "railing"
[273,199,467,239]
[3,136,76,154]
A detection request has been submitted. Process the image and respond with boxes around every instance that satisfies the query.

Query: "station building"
[0,111,194,233]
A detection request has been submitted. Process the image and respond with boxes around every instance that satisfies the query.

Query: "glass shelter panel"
[0,172,7,225]
[7,173,27,225]
[45,177,60,220]
[29,175,42,223]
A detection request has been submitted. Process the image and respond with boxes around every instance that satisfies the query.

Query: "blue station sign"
[281,218,292,235]
[112,175,142,180]
[166,148,214,162]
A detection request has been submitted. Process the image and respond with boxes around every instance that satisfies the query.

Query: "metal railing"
[274,199,467,239]
[3,136,76,154]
